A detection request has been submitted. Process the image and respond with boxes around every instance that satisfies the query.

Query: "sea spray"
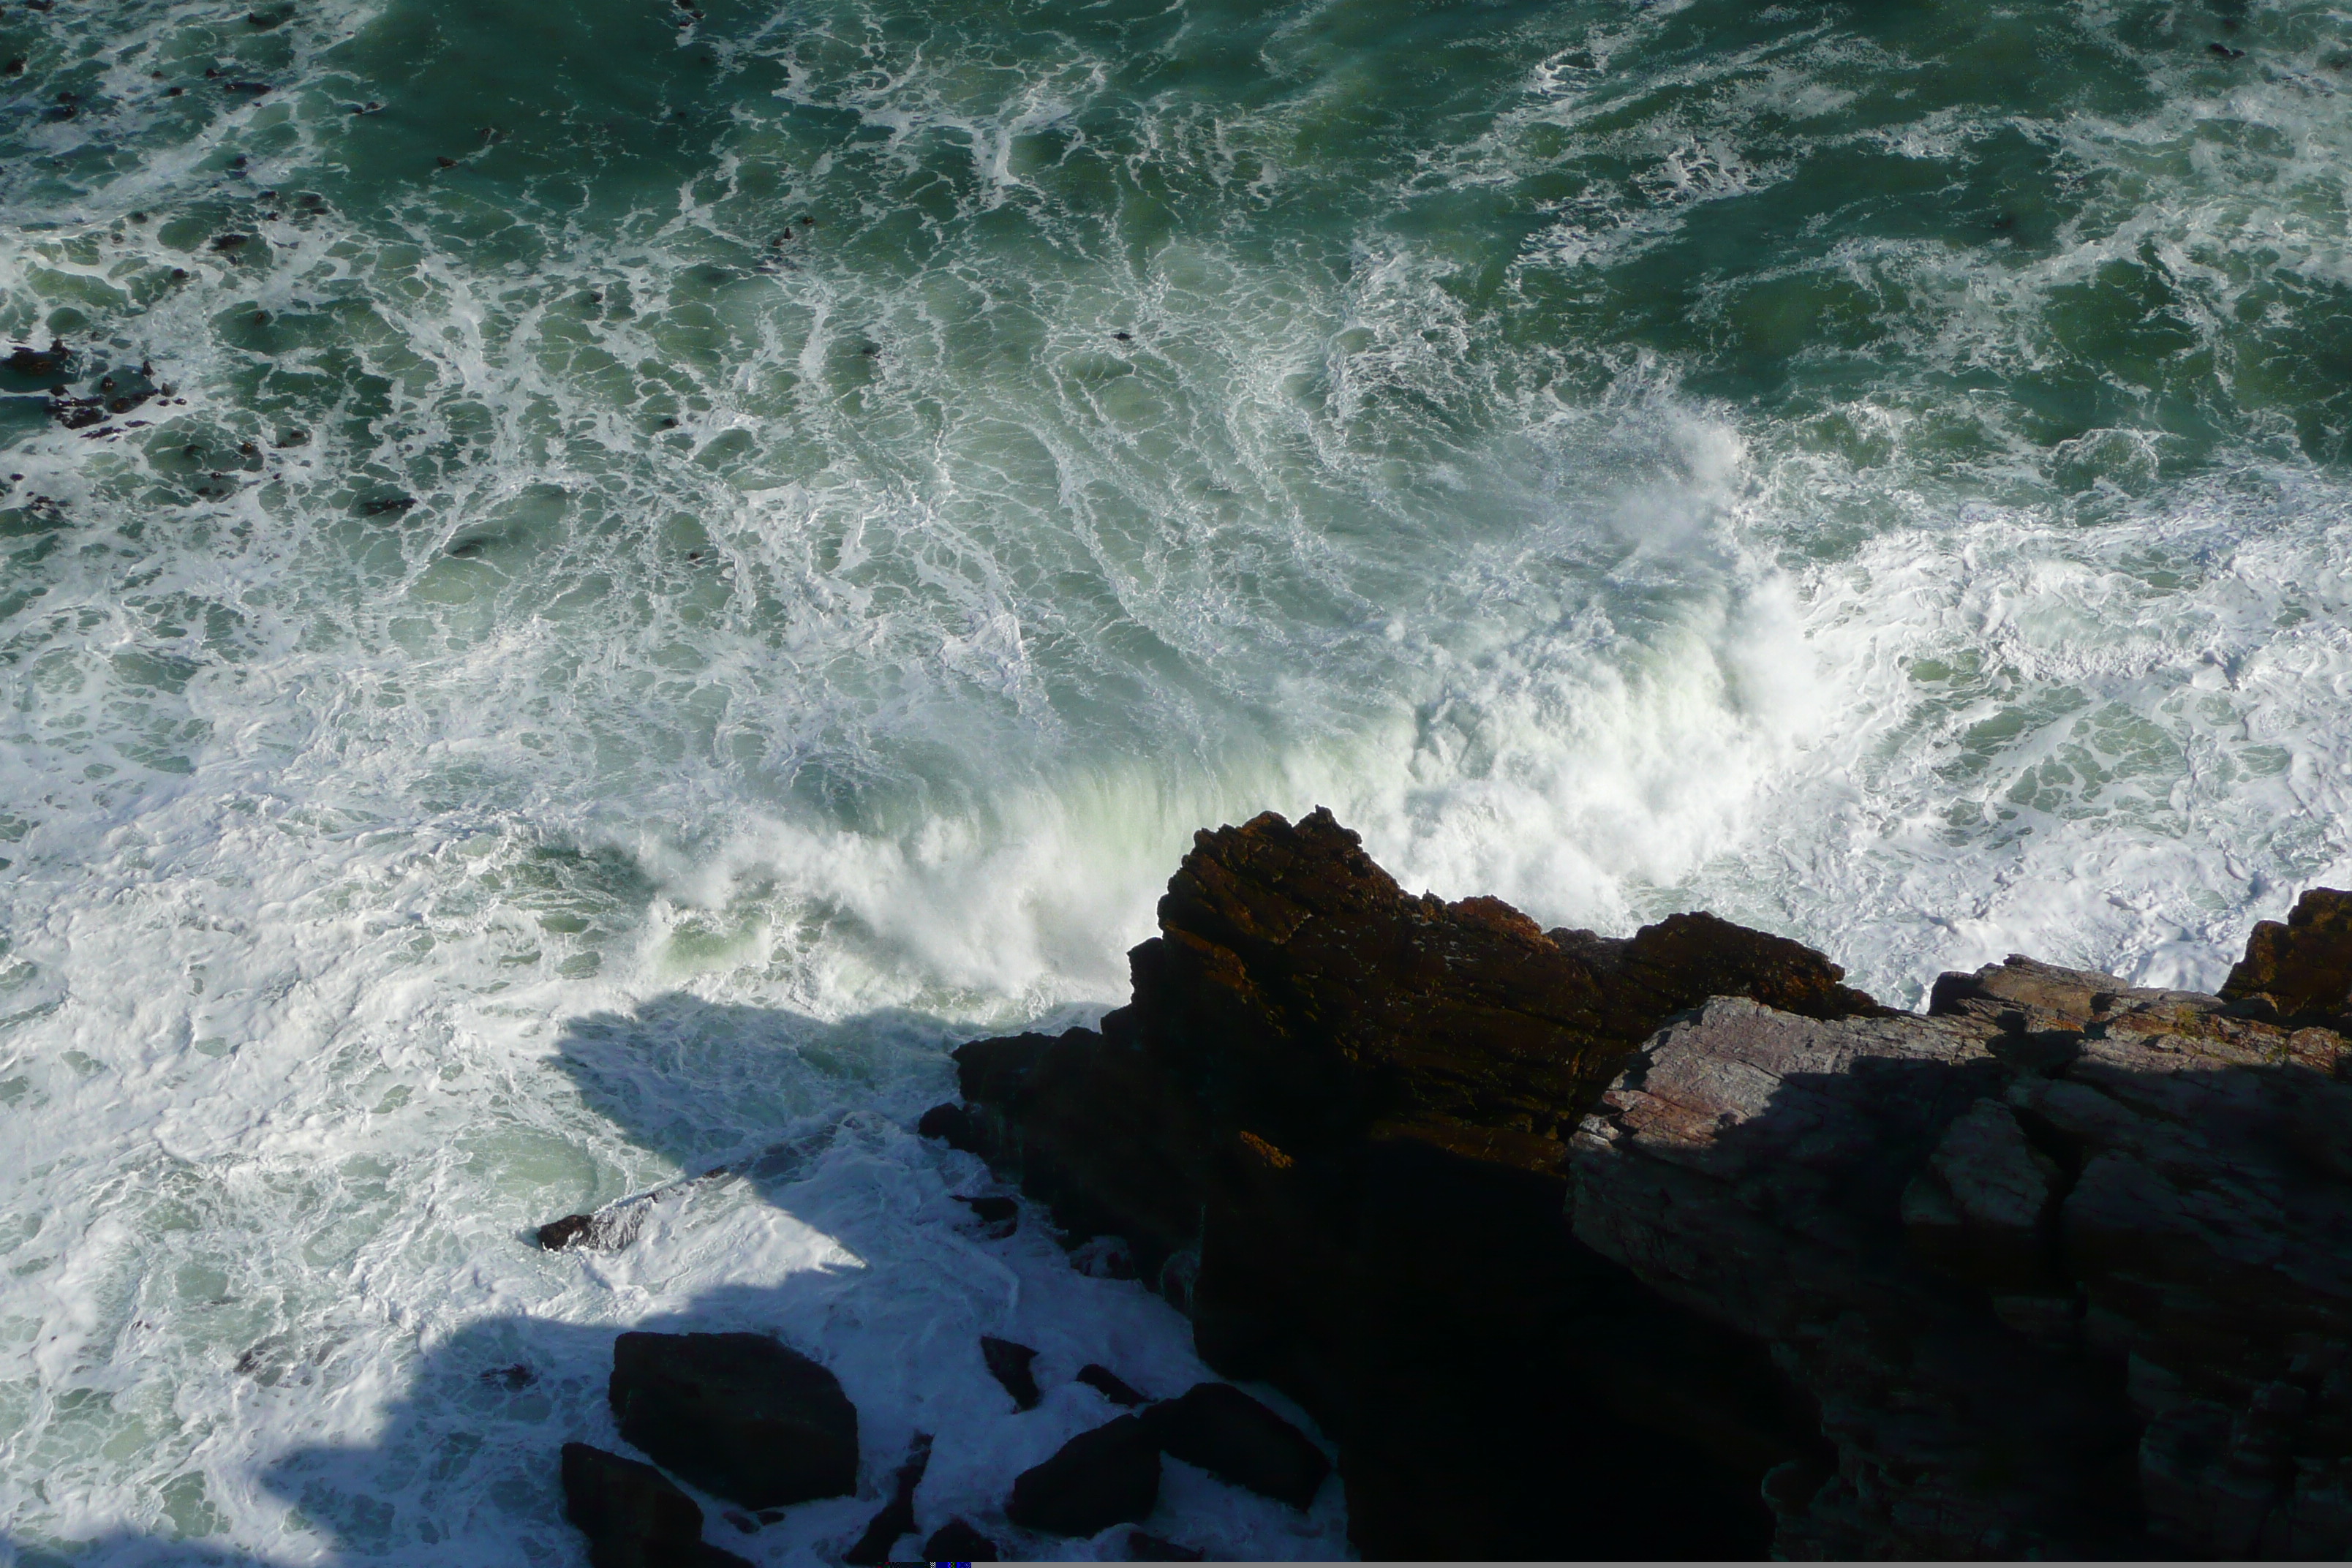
[2,0,2350,1556]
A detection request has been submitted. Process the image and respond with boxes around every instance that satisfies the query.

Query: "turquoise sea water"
[2,0,2350,1558]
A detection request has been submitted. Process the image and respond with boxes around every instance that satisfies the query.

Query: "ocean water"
[3,0,2350,1558]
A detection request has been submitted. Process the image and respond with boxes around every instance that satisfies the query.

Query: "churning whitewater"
[2,0,2351,1558]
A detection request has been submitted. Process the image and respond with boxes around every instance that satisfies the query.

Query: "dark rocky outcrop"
[979,1335,1041,1411]
[2223,886,2352,1031]
[559,1441,753,1568]
[1005,1414,1161,1537]
[1125,1530,1203,1561]
[941,807,1863,1557]
[921,1518,1001,1561]
[932,809,2352,1558]
[843,1432,930,1566]
[1142,1382,1328,1510]
[537,1213,593,1251]
[1571,951,2352,1558]
[608,1332,859,1510]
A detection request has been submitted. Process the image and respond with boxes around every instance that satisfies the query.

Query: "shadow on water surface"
[11,984,2275,1564]
[5,994,1345,1567]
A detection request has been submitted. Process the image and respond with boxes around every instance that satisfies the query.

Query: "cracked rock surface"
[939,808,2352,1559]
[1572,943,2352,1558]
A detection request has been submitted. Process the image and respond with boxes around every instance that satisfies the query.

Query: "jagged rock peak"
[2223,886,2352,1030]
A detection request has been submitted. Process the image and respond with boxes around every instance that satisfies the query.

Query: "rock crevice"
[934,808,2352,1558]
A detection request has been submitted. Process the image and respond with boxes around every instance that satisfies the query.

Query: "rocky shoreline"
[549,808,2352,1561]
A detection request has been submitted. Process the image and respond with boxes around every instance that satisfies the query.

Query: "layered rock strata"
[941,807,1877,1557]
[1573,957,2352,1558]
[936,809,2352,1558]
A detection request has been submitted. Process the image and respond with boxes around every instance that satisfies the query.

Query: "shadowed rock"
[921,1518,1000,1561]
[957,1194,1018,1237]
[1574,954,2352,1558]
[559,1441,754,1568]
[1126,1531,1203,1561]
[1142,1382,1328,1510]
[944,808,2352,1558]
[979,1335,1040,1411]
[917,1101,981,1151]
[1077,1363,1147,1407]
[950,807,1867,1557]
[1005,1414,1160,1537]
[843,1432,930,1565]
[608,1332,858,1509]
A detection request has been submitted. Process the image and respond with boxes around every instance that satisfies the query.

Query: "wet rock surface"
[1142,1382,1329,1510]
[1573,951,2352,1557]
[843,1432,930,1566]
[936,809,2352,1558]
[559,1441,754,1568]
[944,807,1864,1557]
[979,1335,1041,1411]
[608,1331,859,1510]
[921,1518,1001,1561]
[1005,1413,1162,1537]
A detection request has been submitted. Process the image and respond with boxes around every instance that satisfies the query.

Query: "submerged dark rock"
[1126,1531,1203,1561]
[4,342,67,380]
[559,1441,754,1568]
[1143,1382,1327,1510]
[608,1331,859,1509]
[1005,1413,1160,1537]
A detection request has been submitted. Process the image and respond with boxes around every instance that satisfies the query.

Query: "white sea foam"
[4,0,2352,1560]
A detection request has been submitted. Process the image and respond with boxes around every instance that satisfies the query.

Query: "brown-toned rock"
[921,1518,1000,1561]
[2222,886,2352,1029]
[608,1332,858,1510]
[953,808,1869,1558]
[1572,946,2352,1558]
[538,1212,593,1251]
[941,812,2352,1559]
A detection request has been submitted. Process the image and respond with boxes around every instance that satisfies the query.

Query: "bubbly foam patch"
[4,0,2352,1558]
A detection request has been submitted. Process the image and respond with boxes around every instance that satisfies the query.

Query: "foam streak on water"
[1,0,2350,1558]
